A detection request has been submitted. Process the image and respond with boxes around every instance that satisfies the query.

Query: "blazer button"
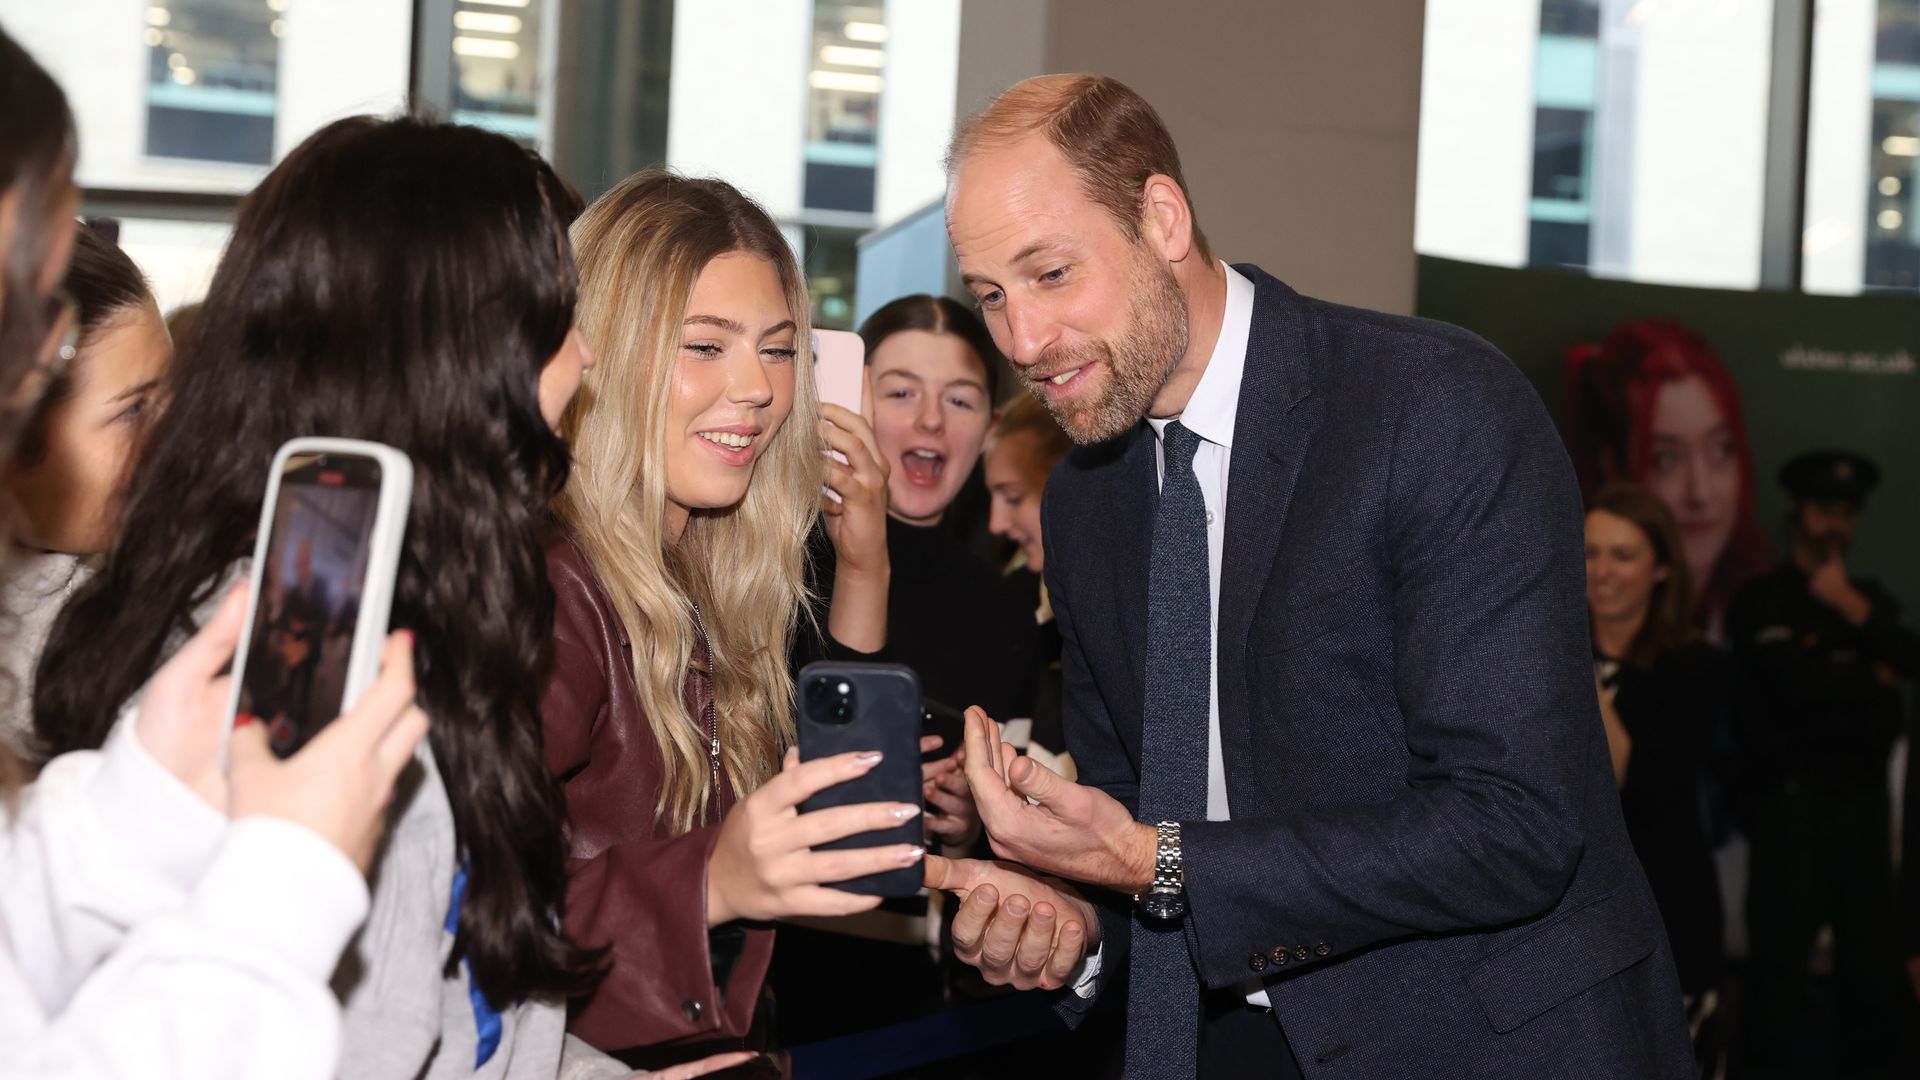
[1269,947,1289,966]
[681,999,704,1022]
[1248,953,1268,972]
[1293,945,1310,963]
[1315,942,1332,957]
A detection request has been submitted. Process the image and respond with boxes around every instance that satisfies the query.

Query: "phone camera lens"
[806,674,857,726]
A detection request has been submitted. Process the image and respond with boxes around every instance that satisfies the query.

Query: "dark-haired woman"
[1,223,168,757]
[1585,484,1727,1048]
[0,29,428,1080]
[28,115,642,1079]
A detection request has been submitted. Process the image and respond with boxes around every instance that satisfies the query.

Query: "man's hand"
[925,855,1099,991]
[961,706,1156,891]
[1808,558,1872,626]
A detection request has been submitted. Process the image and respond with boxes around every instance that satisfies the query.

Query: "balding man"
[922,75,1692,1080]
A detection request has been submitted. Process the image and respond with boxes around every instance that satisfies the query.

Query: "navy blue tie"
[1126,420,1210,1078]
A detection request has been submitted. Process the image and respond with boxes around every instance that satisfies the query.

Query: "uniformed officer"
[1729,450,1918,1077]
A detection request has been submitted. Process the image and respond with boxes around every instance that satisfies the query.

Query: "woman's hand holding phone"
[705,747,924,926]
[818,399,890,653]
[228,629,429,874]
[134,582,256,811]
[134,582,428,875]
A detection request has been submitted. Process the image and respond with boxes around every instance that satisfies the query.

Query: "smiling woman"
[543,169,906,1072]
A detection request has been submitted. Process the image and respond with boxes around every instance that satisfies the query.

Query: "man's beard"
[1026,250,1189,445]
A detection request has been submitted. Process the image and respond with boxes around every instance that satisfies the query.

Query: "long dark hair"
[1586,482,1696,669]
[0,26,77,440]
[33,115,601,1006]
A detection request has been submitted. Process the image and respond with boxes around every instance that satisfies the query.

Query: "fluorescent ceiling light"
[454,36,521,59]
[820,45,884,69]
[1882,136,1920,157]
[844,20,888,42]
[809,70,884,93]
[454,11,522,33]
[145,6,170,26]
[462,0,530,6]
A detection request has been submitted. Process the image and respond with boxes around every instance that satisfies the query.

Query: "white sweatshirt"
[0,719,369,1079]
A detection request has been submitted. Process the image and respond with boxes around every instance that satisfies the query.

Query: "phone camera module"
[806,675,857,726]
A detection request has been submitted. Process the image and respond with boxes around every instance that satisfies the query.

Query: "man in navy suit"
[922,75,1694,1079]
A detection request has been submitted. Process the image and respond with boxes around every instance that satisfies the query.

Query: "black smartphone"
[796,661,925,898]
[921,697,965,762]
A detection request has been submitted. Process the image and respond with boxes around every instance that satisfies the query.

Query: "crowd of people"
[1,20,1914,1080]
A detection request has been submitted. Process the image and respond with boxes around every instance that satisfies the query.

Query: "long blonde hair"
[560,171,821,835]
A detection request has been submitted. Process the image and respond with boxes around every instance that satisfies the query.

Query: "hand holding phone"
[226,438,412,762]
[705,746,924,924]
[793,662,928,897]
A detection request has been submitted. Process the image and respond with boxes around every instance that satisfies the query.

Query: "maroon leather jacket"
[542,532,773,1053]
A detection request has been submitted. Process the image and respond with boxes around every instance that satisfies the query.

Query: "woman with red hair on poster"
[1566,321,1772,635]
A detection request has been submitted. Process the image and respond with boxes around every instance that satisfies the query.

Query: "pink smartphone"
[813,329,866,415]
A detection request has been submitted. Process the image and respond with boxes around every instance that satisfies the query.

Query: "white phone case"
[221,437,413,765]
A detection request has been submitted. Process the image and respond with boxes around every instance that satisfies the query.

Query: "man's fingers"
[1013,902,1056,976]
[922,853,987,894]
[950,881,999,951]
[1044,919,1087,987]
[1007,753,1067,804]
[960,710,1013,808]
[976,892,1029,970]
[920,734,946,756]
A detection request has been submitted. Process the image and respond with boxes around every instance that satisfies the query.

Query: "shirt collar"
[1147,261,1254,451]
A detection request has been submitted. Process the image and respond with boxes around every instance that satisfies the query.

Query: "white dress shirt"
[1074,263,1270,1006]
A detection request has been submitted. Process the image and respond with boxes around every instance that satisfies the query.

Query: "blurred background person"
[851,293,1041,728]
[1729,450,1918,1079]
[1585,483,1728,1067]
[0,222,167,758]
[1565,320,1771,636]
[982,391,1074,774]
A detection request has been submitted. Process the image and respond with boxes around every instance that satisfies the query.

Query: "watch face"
[1142,890,1188,921]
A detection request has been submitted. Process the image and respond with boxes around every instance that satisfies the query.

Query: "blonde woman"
[542,171,907,1071]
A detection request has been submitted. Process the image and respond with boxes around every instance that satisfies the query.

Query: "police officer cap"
[1778,450,1880,507]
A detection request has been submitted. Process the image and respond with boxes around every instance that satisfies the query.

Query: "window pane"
[10,1,412,194]
[803,225,862,330]
[1805,0,1920,294]
[1417,0,1776,288]
[806,0,884,214]
[450,0,549,148]
[112,217,233,316]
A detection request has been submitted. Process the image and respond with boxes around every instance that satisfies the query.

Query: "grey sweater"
[183,567,629,1080]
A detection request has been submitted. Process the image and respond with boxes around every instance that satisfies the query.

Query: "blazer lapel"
[1218,267,1324,801]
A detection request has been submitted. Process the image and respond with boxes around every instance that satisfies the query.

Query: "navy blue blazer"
[1042,266,1693,1078]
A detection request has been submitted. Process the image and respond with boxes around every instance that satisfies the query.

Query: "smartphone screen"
[235,452,385,758]
[812,329,866,416]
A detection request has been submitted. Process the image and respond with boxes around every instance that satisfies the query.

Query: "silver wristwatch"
[1136,821,1187,921]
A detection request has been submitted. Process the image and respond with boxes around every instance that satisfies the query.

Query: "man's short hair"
[948,74,1213,264]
